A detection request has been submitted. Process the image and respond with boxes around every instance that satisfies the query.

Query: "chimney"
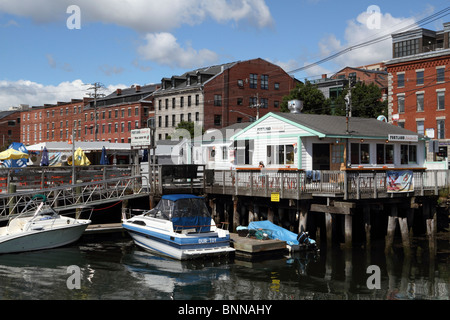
[322,74,327,79]
[116,88,122,95]
[135,85,141,92]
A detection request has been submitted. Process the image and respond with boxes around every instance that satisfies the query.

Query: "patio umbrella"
[100,146,109,165]
[40,147,49,166]
[0,148,29,160]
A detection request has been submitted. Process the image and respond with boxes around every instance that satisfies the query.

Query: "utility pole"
[250,93,261,120]
[87,82,105,141]
[345,75,356,134]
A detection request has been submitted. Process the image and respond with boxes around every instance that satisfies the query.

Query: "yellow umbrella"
[0,149,29,160]
[73,147,91,166]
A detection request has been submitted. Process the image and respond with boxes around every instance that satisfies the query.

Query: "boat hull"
[0,221,90,254]
[123,223,235,260]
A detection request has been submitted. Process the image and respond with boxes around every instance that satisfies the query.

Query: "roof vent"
[288,100,303,114]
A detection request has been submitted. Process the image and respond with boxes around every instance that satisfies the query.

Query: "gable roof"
[234,112,422,140]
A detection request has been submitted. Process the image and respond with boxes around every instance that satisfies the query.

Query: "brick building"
[20,84,158,146]
[0,110,21,149]
[386,22,450,159]
[153,58,298,141]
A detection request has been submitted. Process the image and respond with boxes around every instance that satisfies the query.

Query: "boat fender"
[67,219,70,224]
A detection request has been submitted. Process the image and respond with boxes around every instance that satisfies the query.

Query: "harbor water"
[0,232,448,301]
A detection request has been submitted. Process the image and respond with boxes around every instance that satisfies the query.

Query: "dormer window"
[187,76,191,86]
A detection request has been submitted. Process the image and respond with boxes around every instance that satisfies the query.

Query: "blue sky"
[0,0,448,109]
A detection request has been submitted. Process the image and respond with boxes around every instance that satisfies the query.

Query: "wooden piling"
[398,217,411,255]
[325,212,333,247]
[385,216,397,254]
[267,206,274,223]
[298,201,308,233]
[232,197,239,232]
[363,205,371,249]
[344,214,352,248]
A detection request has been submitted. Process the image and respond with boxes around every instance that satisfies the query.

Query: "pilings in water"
[208,194,442,252]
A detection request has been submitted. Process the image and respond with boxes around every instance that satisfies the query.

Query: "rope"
[92,201,122,211]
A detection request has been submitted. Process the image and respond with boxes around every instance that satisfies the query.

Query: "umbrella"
[40,147,49,166]
[74,147,91,166]
[100,146,109,165]
[0,149,29,160]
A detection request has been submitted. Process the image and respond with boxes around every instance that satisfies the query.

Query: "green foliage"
[281,81,387,118]
[168,121,204,140]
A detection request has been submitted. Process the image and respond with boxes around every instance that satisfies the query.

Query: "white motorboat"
[0,196,91,254]
[122,194,235,260]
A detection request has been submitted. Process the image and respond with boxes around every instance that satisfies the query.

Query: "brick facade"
[0,111,21,148]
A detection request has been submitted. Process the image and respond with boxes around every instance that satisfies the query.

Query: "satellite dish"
[288,100,303,113]
[61,154,68,162]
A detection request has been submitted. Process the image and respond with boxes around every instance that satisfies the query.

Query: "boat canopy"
[152,195,212,232]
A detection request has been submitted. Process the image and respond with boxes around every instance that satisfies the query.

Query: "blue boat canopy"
[152,194,211,232]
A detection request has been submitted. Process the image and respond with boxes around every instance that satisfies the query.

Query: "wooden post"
[232,197,239,232]
[122,199,128,221]
[398,217,411,255]
[385,204,398,253]
[253,204,260,221]
[325,212,333,247]
[363,205,371,249]
[267,206,274,223]
[248,204,255,223]
[298,201,308,233]
[426,213,436,257]
[344,214,352,248]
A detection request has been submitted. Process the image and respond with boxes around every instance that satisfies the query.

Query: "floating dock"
[230,233,287,260]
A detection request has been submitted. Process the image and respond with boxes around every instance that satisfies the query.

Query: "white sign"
[388,134,418,142]
[131,128,151,147]
[256,125,285,134]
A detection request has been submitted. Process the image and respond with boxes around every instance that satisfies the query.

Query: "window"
[437,67,445,83]
[158,116,162,127]
[261,75,268,90]
[260,98,268,109]
[214,115,222,126]
[180,97,184,108]
[188,96,191,107]
[416,120,424,135]
[121,109,125,118]
[376,144,394,164]
[214,95,222,106]
[108,123,112,133]
[397,73,405,87]
[437,91,445,110]
[398,95,405,113]
[249,97,257,106]
[237,79,244,88]
[172,115,176,127]
[266,145,294,165]
[332,144,345,164]
[135,107,139,116]
[237,98,243,106]
[128,122,131,131]
[437,119,445,139]
[350,143,370,164]
[115,123,118,133]
[172,98,176,109]
[400,145,417,164]
[165,116,168,127]
[195,95,199,106]
[274,83,280,90]
[165,99,169,109]
[250,73,258,89]
[416,93,424,111]
[416,70,424,85]
[128,108,132,117]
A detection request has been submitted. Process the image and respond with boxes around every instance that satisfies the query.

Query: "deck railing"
[205,168,450,200]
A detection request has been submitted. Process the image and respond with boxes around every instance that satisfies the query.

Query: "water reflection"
[0,236,447,300]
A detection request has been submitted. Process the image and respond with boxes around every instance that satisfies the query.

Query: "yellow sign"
[271,192,280,202]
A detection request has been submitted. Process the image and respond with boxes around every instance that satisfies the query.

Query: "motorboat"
[122,194,235,260]
[0,196,91,254]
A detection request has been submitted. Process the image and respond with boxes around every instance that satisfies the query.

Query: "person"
[259,161,265,168]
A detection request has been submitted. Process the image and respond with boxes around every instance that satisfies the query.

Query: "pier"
[0,164,448,254]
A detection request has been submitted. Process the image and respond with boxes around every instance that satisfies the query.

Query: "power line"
[287,6,450,75]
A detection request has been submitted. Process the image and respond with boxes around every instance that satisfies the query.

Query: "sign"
[388,134,418,142]
[387,170,414,193]
[271,192,280,202]
[257,125,285,134]
[131,128,151,147]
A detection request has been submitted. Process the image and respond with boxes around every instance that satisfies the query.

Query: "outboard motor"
[297,231,318,251]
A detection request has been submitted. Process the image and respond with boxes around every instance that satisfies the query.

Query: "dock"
[230,233,287,259]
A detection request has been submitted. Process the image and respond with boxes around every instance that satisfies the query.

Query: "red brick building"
[153,58,298,141]
[19,84,158,146]
[0,110,21,149]
[386,22,450,159]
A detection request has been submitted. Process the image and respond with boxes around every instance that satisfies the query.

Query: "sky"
[0,0,448,110]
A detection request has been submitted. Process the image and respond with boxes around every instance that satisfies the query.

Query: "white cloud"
[316,10,418,70]
[0,0,273,32]
[0,79,125,110]
[138,32,219,69]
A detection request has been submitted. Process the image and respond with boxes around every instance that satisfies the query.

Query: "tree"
[281,81,329,114]
[330,82,387,118]
[168,121,204,140]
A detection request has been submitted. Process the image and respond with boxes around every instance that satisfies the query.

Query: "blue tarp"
[2,142,28,168]
[248,220,299,245]
[162,194,204,201]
